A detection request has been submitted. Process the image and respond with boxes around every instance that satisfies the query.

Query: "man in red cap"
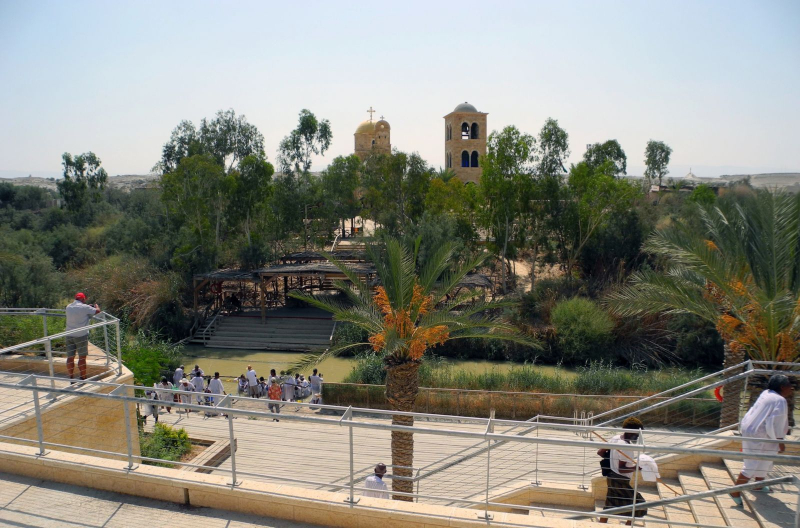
[65,293,100,381]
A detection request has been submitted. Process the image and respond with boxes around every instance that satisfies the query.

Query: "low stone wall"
[0,442,606,528]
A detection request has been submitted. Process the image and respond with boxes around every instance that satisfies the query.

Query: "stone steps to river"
[190,307,335,351]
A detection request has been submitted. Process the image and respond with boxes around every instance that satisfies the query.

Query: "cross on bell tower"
[367,106,376,122]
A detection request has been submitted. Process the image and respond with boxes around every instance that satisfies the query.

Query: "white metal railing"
[0,308,123,378]
[0,372,797,528]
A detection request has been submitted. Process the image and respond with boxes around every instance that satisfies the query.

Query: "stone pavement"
[0,471,317,528]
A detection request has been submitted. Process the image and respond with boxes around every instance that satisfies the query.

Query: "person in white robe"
[178,378,195,413]
[731,374,793,505]
[173,365,184,386]
[192,372,205,403]
[208,372,225,405]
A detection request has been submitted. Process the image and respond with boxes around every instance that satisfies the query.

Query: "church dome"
[375,119,390,130]
[355,120,375,134]
[454,102,478,113]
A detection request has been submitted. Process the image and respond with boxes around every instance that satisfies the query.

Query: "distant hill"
[3,173,159,192]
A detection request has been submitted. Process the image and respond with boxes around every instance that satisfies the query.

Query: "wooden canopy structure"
[192,253,494,324]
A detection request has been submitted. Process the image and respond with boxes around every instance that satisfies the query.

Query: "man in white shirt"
[731,374,793,505]
[207,372,225,405]
[192,364,205,378]
[599,417,647,523]
[65,293,100,381]
[246,365,259,397]
[363,463,389,499]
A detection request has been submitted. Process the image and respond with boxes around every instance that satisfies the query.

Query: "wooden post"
[260,277,266,323]
[193,278,198,312]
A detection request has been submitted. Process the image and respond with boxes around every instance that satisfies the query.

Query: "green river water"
[179,345,572,394]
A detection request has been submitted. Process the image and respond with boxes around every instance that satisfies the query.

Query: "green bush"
[139,422,191,466]
[0,315,65,347]
[123,331,181,386]
[551,297,613,362]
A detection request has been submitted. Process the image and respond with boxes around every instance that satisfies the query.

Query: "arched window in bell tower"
[461,150,469,167]
[471,123,479,139]
[461,122,470,139]
[471,151,479,167]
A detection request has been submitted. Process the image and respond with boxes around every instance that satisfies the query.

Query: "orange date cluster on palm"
[369,284,449,361]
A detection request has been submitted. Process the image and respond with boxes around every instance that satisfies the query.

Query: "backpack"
[599,449,613,477]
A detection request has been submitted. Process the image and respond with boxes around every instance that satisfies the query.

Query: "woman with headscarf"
[598,416,648,524]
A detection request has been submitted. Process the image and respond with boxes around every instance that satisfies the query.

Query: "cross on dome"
[367,106,376,122]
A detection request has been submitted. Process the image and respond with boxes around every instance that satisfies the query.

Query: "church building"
[444,102,487,184]
[354,107,391,159]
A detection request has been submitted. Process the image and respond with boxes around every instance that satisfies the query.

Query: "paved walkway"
[0,471,316,528]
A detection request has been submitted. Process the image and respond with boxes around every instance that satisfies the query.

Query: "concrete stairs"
[650,459,796,528]
[191,308,334,351]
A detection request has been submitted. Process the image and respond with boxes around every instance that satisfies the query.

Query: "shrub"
[520,277,585,324]
[551,297,613,362]
[123,331,181,386]
[139,422,191,466]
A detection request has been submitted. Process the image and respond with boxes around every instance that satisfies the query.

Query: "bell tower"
[444,102,487,184]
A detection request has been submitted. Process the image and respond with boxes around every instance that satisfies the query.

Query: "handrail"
[591,360,751,422]
[330,233,341,251]
[200,307,223,345]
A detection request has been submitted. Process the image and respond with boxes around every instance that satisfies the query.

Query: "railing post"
[533,415,541,485]
[341,406,359,505]
[103,314,110,368]
[478,412,494,520]
[113,385,138,470]
[226,397,240,487]
[32,386,47,456]
[115,320,122,375]
[44,339,56,394]
[631,431,643,523]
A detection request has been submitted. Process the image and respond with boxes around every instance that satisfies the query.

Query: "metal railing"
[0,372,797,528]
[0,308,123,379]
[200,308,223,345]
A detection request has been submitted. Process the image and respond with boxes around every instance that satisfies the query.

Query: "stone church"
[353,102,487,184]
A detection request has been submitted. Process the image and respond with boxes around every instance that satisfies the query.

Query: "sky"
[1,0,799,179]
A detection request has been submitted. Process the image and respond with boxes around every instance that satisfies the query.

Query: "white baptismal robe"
[739,389,789,477]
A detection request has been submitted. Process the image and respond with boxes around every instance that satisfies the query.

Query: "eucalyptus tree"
[644,140,673,188]
[583,139,627,176]
[479,126,537,293]
[57,152,108,214]
[290,238,538,500]
[606,190,800,426]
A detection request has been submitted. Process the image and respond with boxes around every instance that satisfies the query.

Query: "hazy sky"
[1,0,798,179]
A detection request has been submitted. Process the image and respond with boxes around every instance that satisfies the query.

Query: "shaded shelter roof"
[255,262,376,276]
[280,250,366,263]
[193,269,258,282]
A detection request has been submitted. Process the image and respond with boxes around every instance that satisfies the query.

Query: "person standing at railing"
[178,378,195,413]
[246,365,259,398]
[362,463,389,499]
[310,369,323,405]
[730,374,793,506]
[598,417,648,524]
[65,293,100,382]
[268,377,282,421]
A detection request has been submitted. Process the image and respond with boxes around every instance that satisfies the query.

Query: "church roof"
[355,120,375,134]
[453,102,478,113]
[375,119,390,130]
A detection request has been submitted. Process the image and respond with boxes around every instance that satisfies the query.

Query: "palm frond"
[289,341,372,371]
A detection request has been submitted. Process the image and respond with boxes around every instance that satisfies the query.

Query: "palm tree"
[290,238,538,500]
[606,189,800,427]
